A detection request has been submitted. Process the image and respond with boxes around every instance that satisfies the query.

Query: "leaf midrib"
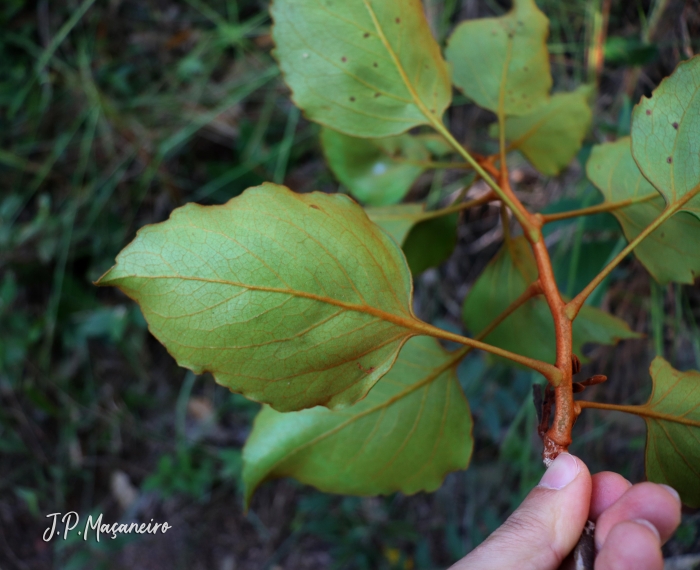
[108,272,420,331]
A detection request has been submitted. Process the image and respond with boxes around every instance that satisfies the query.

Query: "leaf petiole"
[540,192,658,224]
[566,184,700,319]
[578,400,700,428]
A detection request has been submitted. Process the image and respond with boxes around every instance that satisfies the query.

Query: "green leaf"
[97,183,421,412]
[498,86,593,175]
[641,357,700,508]
[462,237,640,366]
[403,213,458,275]
[321,128,429,206]
[587,138,700,284]
[631,56,700,218]
[271,0,451,137]
[366,203,425,245]
[445,0,551,116]
[242,336,473,504]
[367,205,458,274]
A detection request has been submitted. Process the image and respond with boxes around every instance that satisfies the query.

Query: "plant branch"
[541,192,658,224]
[427,119,538,238]
[578,400,700,428]
[566,186,700,319]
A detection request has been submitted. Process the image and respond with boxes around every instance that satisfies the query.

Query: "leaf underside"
[500,86,592,175]
[462,237,640,366]
[321,128,429,206]
[587,138,700,284]
[242,336,473,505]
[271,0,451,137]
[445,0,551,116]
[643,357,700,508]
[631,55,700,218]
[97,183,420,412]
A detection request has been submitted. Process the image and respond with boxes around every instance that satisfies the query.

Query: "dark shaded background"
[1,0,699,568]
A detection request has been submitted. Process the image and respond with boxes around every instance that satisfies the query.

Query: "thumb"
[451,453,592,570]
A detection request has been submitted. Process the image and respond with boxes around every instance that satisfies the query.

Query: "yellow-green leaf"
[499,86,592,175]
[445,0,551,116]
[242,336,473,505]
[271,0,451,137]
[462,237,640,366]
[97,183,422,412]
[642,357,700,507]
[631,56,700,218]
[321,128,429,206]
[587,138,700,285]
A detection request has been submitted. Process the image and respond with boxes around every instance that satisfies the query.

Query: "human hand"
[449,453,681,570]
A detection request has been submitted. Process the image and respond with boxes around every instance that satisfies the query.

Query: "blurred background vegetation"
[1,0,699,568]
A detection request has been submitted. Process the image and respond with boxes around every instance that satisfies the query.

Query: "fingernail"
[539,453,579,490]
[659,484,681,505]
[632,519,661,541]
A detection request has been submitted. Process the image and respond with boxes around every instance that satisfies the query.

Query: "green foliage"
[367,205,458,274]
[243,336,472,505]
[98,183,419,412]
[92,0,700,514]
[402,213,459,275]
[445,0,551,115]
[498,86,593,175]
[587,138,700,284]
[631,56,700,218]
[271,0,451,137]
[366,204,426,245]
[321,129,429,206]
[462,237,640,366]
[640,358,700,508]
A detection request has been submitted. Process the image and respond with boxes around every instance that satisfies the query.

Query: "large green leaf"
[321,128,429,206]
[367,205,458,274]
[498,86,592,175]
[641,357,700,507]
[462,237,640,366]
[445,0,551,116]
[242,336,473,504]
[631,56,700,218]
[271,0,451,137]
[97,183,422,412]
[587,138,700,284]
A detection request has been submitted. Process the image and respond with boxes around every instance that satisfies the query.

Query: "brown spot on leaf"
[310,204,321,210]
[341,56,347,62]
[646,109,652,115]
[374,92,381,98]
[349,96,355,102]
[667,157,672,163]
[395,17,400,23]
[363,32,370,38]
[373,62,378,67]
[673,122,679,129]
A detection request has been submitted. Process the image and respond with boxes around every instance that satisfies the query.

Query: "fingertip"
[595,482,682,549]
[589,472,632,521]
[594,520,663,570]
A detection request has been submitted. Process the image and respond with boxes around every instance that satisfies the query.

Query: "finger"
[595,482,681,549]
[594,520,663,570]
[450,453,591,570]
[589,472,631,521]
